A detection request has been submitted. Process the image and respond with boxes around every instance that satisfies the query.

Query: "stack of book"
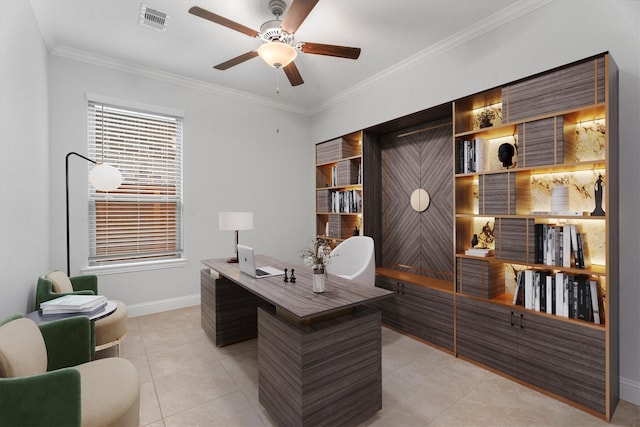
[464,247,494,257]
[40,294,107,315]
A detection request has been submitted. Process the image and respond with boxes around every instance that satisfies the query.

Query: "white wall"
[0,0,50,316]
[47,56,314,313]
[310,0,640,406]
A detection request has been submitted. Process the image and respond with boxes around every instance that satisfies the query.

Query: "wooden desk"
[201,256,394,427]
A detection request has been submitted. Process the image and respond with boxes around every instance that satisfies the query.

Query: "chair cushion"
[95,300,128,346]
[47,270,74,293]
[76,358,140,427]
[0,318,47,378]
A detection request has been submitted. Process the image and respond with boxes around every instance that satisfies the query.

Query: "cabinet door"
[456,296,518,377]
[400,282,454,351]
[517,314,606,413]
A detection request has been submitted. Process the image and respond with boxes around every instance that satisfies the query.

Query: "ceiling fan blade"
[189,6,259,38]
[283,62,304,86]
[281,0,319,34]
[301,42,361,59]
[214,51,259,70]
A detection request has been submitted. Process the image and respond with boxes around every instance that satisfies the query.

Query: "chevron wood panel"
[380,119,453,280]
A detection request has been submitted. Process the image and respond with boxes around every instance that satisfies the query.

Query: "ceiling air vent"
[139,4,168,31]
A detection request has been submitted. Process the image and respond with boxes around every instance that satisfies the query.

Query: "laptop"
[237,244,285,278]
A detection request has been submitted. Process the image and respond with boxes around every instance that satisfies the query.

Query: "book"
[40,294,107,314]
[465,248,494,257]
[524,269,534,310]
[589,279,602,324]
[555,272,567,317]
[546,274,554,314]
[475,138,484,173]
[513,270,524,305]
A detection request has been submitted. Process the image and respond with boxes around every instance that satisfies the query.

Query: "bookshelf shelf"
[453,53,618,420]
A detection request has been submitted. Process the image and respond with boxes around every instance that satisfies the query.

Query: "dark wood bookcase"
[312,52,618,421]
[453,53,618,420]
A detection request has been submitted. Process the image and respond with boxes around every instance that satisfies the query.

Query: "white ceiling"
[29,0,547,113]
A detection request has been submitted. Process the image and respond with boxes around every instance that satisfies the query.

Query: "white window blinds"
[87,101,183,265]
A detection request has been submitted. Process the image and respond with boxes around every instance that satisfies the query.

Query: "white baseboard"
[621,376,640,406]
[126,294,200,317]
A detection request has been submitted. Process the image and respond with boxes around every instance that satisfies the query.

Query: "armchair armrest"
[0,368,81,427]
[39,317,92,371]
[70,274,98,294]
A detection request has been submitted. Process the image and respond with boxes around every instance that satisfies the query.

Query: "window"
[87,100,183,266]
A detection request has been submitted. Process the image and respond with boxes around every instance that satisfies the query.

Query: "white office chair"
[327,236,376,287]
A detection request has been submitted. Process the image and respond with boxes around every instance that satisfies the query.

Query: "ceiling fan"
[189,0,361,86]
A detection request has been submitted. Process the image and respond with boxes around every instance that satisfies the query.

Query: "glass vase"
[313,267,325,293]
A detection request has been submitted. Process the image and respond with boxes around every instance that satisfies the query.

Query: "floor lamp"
[66,152,122,276]
[219,212,254,263]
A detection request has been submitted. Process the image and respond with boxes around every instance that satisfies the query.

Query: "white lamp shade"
[89,163,122,191]
[219,212,254,231]
[257,42,297,68]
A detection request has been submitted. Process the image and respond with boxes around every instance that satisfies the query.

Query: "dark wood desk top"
[202,255,393,321]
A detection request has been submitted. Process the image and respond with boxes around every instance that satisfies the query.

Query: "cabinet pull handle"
[510,311,515,327]
[520,313,524,330]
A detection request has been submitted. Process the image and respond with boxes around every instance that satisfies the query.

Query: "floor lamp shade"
[219,212,253,263]
[89,163,122,192]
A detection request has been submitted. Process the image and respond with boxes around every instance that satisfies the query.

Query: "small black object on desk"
[283,268,288,282]
[290,269,296,283]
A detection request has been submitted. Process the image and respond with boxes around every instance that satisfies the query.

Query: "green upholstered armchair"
[35,270,98,306]
[0,315,139,427]
[36,270,128,355]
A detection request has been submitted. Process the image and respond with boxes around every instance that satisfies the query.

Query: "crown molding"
[51,0,551,118]
[310,0,553,115]
[51,45,313,116]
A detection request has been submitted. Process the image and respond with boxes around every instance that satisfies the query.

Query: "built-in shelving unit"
[312,52,618,421]
[453,53,618,420]
[315,131,363,244]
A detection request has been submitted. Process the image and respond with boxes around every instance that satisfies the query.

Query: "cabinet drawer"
[456,258,504,299]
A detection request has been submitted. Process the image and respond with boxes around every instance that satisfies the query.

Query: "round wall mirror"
[410,188,430,212]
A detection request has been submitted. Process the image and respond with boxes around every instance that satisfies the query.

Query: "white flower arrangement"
[301,237,332,270]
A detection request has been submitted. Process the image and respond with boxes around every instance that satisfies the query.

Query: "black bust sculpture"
[498,143,515,168]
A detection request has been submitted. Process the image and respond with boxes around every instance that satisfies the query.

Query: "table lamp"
[219,212,254,263]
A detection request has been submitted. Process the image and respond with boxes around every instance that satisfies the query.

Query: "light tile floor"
[110,306,640,426]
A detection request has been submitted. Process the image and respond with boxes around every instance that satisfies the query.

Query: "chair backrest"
[46,270,74,293]
[0,318,48,378]
[326,236,376,287]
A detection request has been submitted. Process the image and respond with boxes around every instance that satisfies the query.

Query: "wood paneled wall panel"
[380,119,453,279]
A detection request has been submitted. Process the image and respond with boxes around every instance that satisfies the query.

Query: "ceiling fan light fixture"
[258,42,297,69]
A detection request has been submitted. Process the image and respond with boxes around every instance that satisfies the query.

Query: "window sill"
[81,258,188,275]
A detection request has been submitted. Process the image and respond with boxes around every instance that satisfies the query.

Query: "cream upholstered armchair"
[326,236,376,287]
[0,315,139,427]
[35,270,128,355]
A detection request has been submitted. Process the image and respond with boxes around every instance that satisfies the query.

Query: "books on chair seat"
[40,295,107,315]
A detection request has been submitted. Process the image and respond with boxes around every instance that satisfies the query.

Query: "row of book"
[513,270,603,324]
[534,223,589,268]
[329,189,362,213]
[329,163,363,187]
[456,138,484,174]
